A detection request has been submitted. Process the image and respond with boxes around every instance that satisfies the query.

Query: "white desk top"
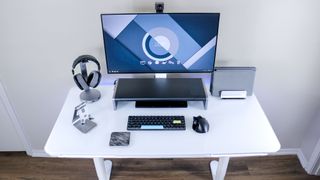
[45,85,280,158]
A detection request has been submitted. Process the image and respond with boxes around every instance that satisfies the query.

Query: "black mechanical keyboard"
[127,116,186,130]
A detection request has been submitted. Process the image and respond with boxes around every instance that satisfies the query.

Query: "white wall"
[0,0,320,151]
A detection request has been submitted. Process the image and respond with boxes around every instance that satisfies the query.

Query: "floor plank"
[0,152,319,179]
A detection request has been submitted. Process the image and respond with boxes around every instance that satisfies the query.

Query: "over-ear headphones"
[72,55,101,90]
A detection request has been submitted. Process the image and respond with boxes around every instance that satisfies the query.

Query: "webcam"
[155,2,164,13]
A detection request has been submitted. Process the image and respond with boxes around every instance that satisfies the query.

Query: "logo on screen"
[142,27,179,62]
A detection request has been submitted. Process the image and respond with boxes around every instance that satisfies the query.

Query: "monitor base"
[135,101,188,108]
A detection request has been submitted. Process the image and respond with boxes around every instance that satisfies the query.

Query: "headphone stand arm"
[80,62,88,81]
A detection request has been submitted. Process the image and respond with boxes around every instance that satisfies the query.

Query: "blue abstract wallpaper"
[101,13,219,73]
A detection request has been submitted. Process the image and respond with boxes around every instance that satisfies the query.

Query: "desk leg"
[93,158,112,180]
[210,157,230,180]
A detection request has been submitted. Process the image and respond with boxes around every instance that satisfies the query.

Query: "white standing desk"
[45,85,280,180]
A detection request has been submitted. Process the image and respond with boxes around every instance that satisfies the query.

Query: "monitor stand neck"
[154,73,167,79]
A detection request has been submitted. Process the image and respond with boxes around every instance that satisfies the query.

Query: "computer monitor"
[101,13,220,74]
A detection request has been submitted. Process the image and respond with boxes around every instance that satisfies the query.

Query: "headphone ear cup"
[87,71,101,88]
[73,74,89,90]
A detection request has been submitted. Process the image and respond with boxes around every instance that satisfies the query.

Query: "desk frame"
[93,156,230,180]
[93,157,229,180]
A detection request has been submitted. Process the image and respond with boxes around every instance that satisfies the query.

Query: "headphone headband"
[72,55,101,74]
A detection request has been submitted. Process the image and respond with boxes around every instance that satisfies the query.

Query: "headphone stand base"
[80,89,101,103]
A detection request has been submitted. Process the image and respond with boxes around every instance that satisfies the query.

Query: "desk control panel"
[127,116,186,131]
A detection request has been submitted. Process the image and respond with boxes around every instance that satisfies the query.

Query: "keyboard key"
[141,125,164,129]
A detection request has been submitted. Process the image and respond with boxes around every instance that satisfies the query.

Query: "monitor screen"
[101,13,220,73]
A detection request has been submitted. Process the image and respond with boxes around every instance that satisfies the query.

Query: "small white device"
[220,91,247,99]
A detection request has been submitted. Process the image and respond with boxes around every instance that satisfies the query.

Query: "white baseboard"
[31,149,50,157]
[269,148,300,156]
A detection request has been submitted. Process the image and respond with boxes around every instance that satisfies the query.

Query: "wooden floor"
[0,152,319,180]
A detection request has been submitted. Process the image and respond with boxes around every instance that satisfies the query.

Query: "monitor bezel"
[100,12,220,74]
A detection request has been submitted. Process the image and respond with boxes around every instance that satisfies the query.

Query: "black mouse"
[192,116,209,133]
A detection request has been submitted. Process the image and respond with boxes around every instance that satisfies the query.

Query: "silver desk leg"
[93,158,112,180]
[203,99,208,110]
[112,99,117,110]
[210,157,230,180]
